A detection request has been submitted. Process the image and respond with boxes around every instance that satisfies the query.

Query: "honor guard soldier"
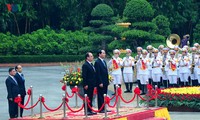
[137,50,150,95]
[122,49,134,93]
[162,48,170,88]
[178,48,190,86]
[194,43,199,50]
[158,45,164,57]
[151,49,162,88]
[195,50,200,85]
[134,47,143,90]
[108,49,123,95]
[190,47,198,86]
[146,45,154,84]
[166,50,178,87]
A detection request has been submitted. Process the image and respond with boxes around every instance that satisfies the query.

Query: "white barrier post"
[17,94,21,118]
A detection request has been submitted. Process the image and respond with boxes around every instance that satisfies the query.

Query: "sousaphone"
[166,34,180,48]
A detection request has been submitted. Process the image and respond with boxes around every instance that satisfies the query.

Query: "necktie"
[102,60,106,67]
[12,77,18,85]
[90,63,95,71]
[21,73,25,81]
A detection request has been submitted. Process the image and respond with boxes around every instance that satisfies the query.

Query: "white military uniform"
[166,58,178,84]
[108,57,123,85]
[135,54,142,80]
[147,53,154,79]
[137,57,150,84]
[122,56,134,83]
[161,54,170,80]
[194,55,200,83]
[151,56,162,82]
[178,55,190,83]
[190,53,198,80]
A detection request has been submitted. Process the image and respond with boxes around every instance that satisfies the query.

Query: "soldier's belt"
[152,66,160,68]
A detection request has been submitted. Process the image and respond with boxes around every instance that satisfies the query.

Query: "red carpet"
[10,107,168,120]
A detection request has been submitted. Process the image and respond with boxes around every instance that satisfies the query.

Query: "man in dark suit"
[5,68,20,118]
[14,65,26,117]
[82,52,97,115]
[94,50,110,113]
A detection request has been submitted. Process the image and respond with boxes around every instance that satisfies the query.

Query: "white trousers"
[152,74,161,82]
[112,74,122,85]
[168,75,177,84]
[123,73,133,83]
[190,70,198,80]
[139,74,148,85]
[197,75,200,84]
[179,73,189,82]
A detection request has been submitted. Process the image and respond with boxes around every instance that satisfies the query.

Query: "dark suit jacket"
[14,73,26,96]
[94,58,109,86]
[82,61,96,88]
[5,76,20,99]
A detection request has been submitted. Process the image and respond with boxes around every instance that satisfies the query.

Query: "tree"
[152,15,171,37]
[193,22,200,42]
[84,4,115,50]
[122,0,165,50]
[123,0,154,22]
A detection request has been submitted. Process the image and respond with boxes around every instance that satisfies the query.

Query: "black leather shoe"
[99,110,111,113]
[140,93,146,95]
[86,111,95,115]
[124,90,130,93]
[91,111,97,115]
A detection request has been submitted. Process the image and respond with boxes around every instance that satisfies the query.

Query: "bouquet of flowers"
[60,62,83,86]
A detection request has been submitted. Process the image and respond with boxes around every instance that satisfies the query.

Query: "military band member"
[108,49,123,95]
[135,47,143,90]
[151,49,162,88]
[195,50,200,85]
[137,50,149,95]
[122,49,134,93]
[166,50,178,87]
[158,45,164,57]
[146,45,154,84]
[190,47,198,86]
[194,43,199,50]
[178,48,190,86]
[161,48,170,88]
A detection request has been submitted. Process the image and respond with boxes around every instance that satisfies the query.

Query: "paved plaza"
[0,65,199,120]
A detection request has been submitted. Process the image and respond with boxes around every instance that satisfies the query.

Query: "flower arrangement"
[142,87,200,111]
[63,71,82,86]
[60,62,83,86]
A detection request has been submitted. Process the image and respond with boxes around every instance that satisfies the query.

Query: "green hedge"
[0,55,84,63]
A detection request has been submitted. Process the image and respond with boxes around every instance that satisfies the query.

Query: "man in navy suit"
[94,50,110,113]
[15,65,26,117]
[5,68,20,118]
[82,52,97,115]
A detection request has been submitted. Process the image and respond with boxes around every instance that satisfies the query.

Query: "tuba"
[166,34,181,49]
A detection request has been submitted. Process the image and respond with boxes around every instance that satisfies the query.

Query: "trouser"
[97,85,108,111]
[168,75,177,87]
[179,73,189,86]
[8,99,18,118]
[84,87,94,112]
[20,96,25,117]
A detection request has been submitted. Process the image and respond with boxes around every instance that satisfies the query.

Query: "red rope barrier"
[120,94,136,103]
[77,94,84,100]
[18,100,40,110]
[42,102,63,111]
[87,102,105,112]
[107,95,118,108]
[24,94,31,107]
[27,89,32,95]
[138,95,146,101]
[66,102,84,112]
[66,92,75,98]
[109,94,116,100]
